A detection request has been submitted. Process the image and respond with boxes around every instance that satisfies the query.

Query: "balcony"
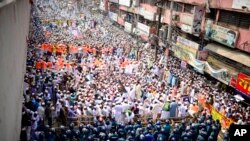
[124,22,133,33]
[135,22,156,41]
[108,11,118,22]
[162,5,204,35]
[119,5,139,14]
[109,0,119,4]
[119,0,132,7]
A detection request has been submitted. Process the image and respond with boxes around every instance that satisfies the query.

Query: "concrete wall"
[173,0,205,5]
[0,0,30,140]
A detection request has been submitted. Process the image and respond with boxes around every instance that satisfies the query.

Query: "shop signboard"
[139,8,156,21]
[119,0,131,7]
[109,0,119,4]
[180,13,193,26]
[206,56,236,84]
[124,22,133,33]
[232,0,250,10]
[236,73,250,97]
[206,24,239,48]
[177,36,199,50]
[108,11,118,22]
[174,36,199,63]
[137,22,150,36]
[197,50,208,61]
[192,6,204,33]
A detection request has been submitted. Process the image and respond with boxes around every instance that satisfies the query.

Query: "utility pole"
[167,0,174,44]
[155,0,164,61]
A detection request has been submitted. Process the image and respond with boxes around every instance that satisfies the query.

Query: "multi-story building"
[101,0,250,98]
[118,0,139,34]
[99,0,109,12]
[107,0,119,24]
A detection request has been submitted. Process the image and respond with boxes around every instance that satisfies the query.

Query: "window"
[219,10,250,29]
[173,2,183,12]
[125,13,134,23]
[163,1,171,9]
[109,3,119,13]
[184,4,193,13]
[206,8,217,20]
[140,0,154,5]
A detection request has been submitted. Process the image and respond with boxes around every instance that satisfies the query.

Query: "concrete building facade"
[0,0,30,140]
[101,0,250,98]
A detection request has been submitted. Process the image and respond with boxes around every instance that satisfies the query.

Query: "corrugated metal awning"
[205,43,250,67]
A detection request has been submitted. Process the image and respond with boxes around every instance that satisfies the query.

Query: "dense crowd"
[20,1,249,141]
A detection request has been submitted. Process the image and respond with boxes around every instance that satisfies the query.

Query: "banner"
[206,24,239,48]
[119,0,131,7]
[124,22,133,33]
[175,36,199,61]
[236,73,250,96]
[197,50,208,61]
[232,0,250,10]
[181,61,187,69]
[205,104,234,129]
[192,6,204,33]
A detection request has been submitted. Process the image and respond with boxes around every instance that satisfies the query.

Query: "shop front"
[205,43,250,85]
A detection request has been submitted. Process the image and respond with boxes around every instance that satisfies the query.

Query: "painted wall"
[162,9,170,24]
[235,27,250,53]
[210,0,233,9]
[140,3,158,13]
[0,0,30,140]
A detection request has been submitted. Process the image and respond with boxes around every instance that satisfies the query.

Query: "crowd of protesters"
[20,1,249,141]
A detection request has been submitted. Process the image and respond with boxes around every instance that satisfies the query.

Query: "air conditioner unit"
[0,0,15,8]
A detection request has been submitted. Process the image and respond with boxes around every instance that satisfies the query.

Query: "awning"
[205,43,250,67]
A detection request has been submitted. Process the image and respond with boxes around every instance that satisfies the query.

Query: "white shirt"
[37,106,45,118]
